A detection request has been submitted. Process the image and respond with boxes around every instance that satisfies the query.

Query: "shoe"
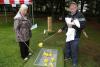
[73,64,77,67]
[28,53,32,56]
[64,58,71,61]
[24,57,28,61]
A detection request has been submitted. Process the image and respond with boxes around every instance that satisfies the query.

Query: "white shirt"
[65,18,80,42]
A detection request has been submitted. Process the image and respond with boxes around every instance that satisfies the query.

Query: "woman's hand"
[58,29,62,33]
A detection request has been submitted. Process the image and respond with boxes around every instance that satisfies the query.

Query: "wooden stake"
[48,16,52,32]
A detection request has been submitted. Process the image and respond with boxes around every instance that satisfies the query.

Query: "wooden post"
[32,1,34,24]
[4,5,7,23]
[48,16,52,32]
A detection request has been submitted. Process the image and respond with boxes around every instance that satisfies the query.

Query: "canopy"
[0,0,33,24]
[0,0,32,4]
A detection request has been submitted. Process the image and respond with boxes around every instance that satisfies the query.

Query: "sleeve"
[28,20,32,28]
[72,13,86,30]
[61,21,68,32]
[14,19,21,36]
[61,14,68,32]
[27,17,33,28]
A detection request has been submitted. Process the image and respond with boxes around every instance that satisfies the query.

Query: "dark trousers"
[65,38,79,64]
[19,40,29,59]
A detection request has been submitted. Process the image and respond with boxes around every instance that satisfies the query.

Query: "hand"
[58,29,62,33]
[67,22,75,28]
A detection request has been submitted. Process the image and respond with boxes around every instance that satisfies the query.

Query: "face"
[21,9,28,16]
[69,4,78,15]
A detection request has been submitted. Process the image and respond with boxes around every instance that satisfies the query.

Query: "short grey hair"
[69,2,78,7]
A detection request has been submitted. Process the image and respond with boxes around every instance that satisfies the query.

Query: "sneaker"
[24,57,28,61]
[73,64,77,67]
[28,53,32,56]
[64,58,71,61]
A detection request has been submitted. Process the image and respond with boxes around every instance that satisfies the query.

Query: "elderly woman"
[14,4,32,61]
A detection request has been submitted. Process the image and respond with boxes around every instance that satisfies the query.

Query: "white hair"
[19,4,28,12]
[14,4,28,19]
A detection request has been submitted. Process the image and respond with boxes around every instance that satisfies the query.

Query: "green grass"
[0,17,100,67]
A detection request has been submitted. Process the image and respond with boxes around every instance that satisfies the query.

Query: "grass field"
[0,17,100,67]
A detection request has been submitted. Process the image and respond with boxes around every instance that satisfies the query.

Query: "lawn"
[0,17,100,67]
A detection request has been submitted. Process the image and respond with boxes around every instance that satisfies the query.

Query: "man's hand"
[58,29,62,33]
[67,21,75,28]
[82,30,88,38]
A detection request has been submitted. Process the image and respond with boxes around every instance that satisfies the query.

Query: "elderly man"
[58,2,86,67]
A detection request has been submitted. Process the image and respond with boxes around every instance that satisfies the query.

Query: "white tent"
[0,0,32,4]
[0,0,33,23]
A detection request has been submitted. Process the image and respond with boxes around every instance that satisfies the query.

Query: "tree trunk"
[80,0,84,13]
